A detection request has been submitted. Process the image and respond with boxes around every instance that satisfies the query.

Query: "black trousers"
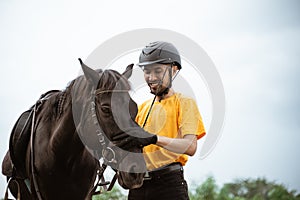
[128,167,189,200]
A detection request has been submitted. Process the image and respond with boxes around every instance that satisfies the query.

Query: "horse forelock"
[98,69,131,92]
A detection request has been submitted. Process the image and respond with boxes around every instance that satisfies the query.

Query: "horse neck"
[49,86,86,157]
[68,77,105,151]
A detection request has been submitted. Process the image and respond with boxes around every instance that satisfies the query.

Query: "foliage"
[92,186,126,200]
[189,176,218,200]
[189,176,300,200]
[1,177,299,199]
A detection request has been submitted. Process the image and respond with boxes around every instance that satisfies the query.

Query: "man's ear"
[122,64,134,79]
[172,64,179,74]
[78,58,100,86]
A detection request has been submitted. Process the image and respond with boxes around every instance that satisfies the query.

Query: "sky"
[0,0,300,196]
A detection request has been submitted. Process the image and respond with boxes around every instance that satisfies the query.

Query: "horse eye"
[101,105,111,114]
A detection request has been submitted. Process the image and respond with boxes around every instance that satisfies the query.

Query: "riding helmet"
[137,41,181,69]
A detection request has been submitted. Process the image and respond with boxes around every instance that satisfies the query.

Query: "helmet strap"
[152,66,170,98]
[156,64,179,101]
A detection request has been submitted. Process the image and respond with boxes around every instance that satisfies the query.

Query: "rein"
[95,89,129,95]
[30,90,61,200]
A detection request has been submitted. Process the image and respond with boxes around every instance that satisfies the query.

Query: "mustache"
[147,80,162,84]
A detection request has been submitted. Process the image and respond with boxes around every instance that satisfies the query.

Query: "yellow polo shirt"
[135,93,206,170]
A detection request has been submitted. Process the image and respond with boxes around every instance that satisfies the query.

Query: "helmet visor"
[136,58,172,67]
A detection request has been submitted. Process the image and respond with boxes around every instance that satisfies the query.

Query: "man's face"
[142,64,171,95]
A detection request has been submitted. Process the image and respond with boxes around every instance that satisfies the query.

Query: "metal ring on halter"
[102,146,116,163]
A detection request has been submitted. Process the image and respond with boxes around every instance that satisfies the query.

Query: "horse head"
[72,59,146,189]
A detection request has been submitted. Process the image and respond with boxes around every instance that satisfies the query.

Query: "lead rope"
[90,163,108,196]
[91,163,118,196]
[142,95,156,128]
[4,178,20,200]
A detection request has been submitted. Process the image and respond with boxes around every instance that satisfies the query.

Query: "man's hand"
[112,127,157,150]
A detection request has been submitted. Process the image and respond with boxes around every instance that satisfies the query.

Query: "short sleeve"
[178,97,206,140]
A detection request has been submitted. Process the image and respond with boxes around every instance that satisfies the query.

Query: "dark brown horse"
[2,59,146,200]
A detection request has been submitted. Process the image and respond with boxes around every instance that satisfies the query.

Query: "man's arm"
[156,134,197,156]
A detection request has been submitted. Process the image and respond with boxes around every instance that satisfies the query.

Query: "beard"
[148,68,173,97]
[148,83,170,97]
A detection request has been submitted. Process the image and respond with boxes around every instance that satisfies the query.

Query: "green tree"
[92,186,126,200]
[217,177,300,200]
[190,176,300,200]
[189,176,218,200]
[268,184,300,200]
[218,178,271,199]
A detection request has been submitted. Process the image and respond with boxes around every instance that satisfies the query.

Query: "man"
[115,41,206,200]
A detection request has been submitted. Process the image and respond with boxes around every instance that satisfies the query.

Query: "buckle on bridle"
[143,171,151,180]
[102,147,116,163]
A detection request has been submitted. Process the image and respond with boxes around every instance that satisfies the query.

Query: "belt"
[144,163,183,180]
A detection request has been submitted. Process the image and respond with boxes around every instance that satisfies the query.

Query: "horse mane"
[56,80,76,117]
[45,68,130,121]
[37,80,75,122]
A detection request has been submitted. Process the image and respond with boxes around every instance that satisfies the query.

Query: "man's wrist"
[156,135,169,147]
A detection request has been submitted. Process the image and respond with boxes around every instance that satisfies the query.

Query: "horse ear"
[122,64,134,79]
[78,58,100,86]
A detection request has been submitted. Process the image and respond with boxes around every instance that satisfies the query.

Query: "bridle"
[92,89,130,163]
[89,88,131,195]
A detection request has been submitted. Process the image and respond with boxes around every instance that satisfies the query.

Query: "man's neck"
[155,88,175,101]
